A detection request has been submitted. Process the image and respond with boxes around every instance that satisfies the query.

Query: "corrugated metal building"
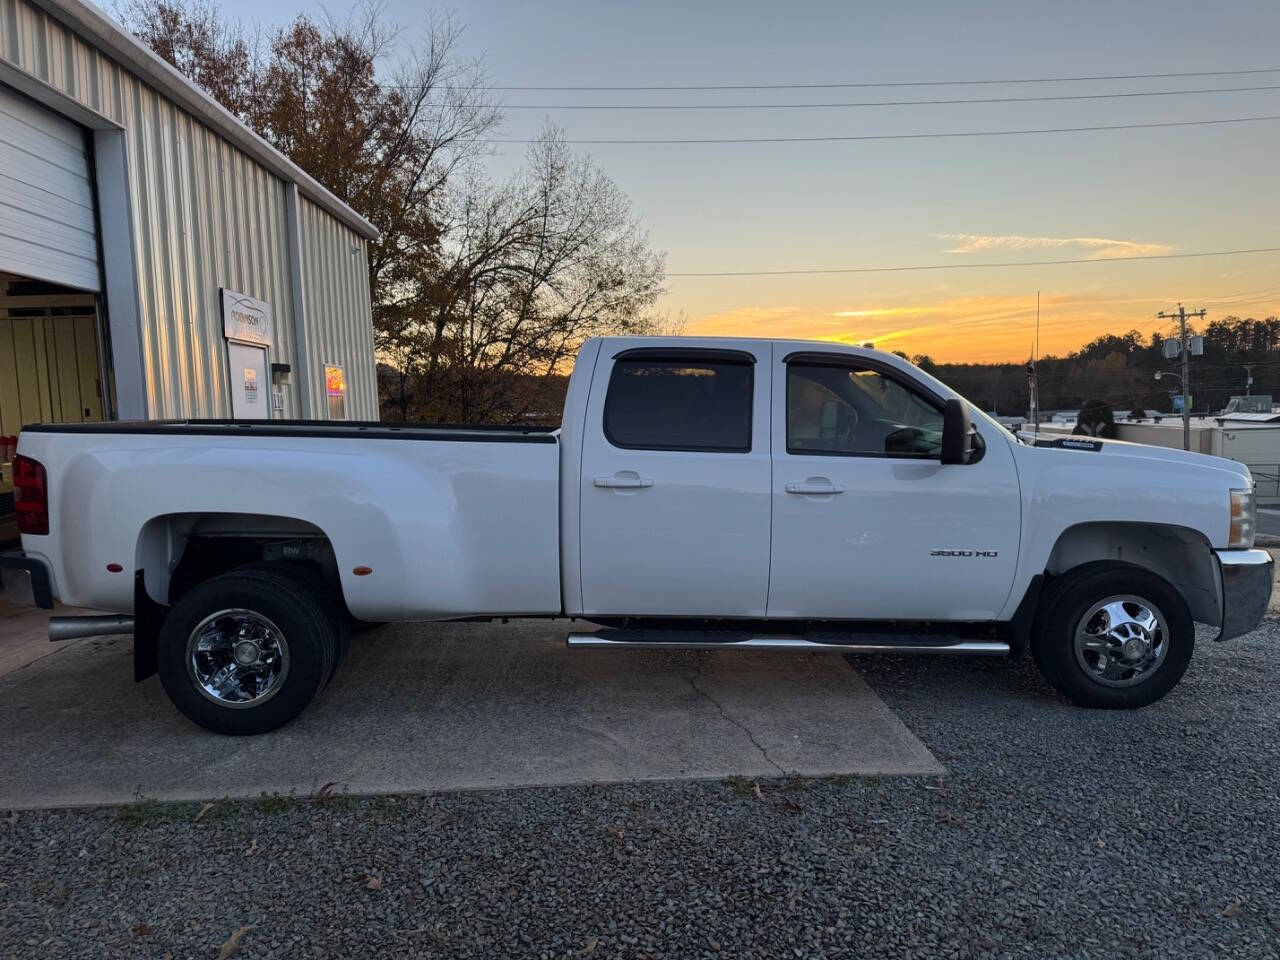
[0,0,379,449]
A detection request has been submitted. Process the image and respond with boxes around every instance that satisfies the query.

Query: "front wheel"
[157,566,341,734]
[1032,562,1194,709]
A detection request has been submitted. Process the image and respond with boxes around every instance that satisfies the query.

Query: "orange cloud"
[937,234,1172,259]
[687,292,1170,363]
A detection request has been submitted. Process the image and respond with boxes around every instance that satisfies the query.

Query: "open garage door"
[0,85,104,544]
[0,84,99,292]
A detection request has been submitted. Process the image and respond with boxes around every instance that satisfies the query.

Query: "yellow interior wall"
[0,312,103,437]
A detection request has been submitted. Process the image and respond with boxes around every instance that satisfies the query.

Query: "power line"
[464,66,1280,92]
[476,83,1280,110]
[477,113,1280,145]
[666,246,1280,279]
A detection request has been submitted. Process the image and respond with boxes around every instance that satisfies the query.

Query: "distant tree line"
[908,314,1280,418]
[120,0,669,424]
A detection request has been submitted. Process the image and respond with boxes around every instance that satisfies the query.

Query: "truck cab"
[565,339,1019,623]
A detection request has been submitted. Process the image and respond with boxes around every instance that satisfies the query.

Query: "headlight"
[1229,487,1256,548]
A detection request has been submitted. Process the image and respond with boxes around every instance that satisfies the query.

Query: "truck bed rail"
[20,419,558,444]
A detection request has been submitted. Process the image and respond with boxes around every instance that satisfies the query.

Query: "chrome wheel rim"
[1073,594,1168,688]
[186,608,290,708]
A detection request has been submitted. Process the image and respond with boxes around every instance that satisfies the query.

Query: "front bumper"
[0,549,54,610]
[1216,548,1274,641]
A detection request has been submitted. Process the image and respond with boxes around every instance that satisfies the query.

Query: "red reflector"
[353,566,372,576]
[13,454,48,536]
[106,563,123,573]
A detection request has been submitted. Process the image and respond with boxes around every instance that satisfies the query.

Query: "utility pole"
[1026,291,1041,436]
[1026,355,1038,434]
[1244,363,1255,396]
[1156,303,1206,451]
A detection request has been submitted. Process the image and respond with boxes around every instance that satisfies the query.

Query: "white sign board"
[228,341,269,419]
[221,288,273,347]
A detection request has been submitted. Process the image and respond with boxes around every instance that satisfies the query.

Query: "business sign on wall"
[220,289,274,346]
[325,364,346,420]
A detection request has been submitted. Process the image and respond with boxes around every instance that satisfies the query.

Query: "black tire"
[157,566,340,735]
[1032,561,1194,709]
[234,562,352,678]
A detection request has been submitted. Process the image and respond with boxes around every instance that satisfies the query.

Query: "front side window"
[787,363,943,457]
[605,358,753,451]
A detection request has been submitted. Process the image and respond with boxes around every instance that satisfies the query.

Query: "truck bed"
[16,419,563,620]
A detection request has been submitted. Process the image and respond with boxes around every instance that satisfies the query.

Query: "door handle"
[785,481,845,495]
[594,475,654,489]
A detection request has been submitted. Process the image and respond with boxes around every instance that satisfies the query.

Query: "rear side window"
[604,359,753,451]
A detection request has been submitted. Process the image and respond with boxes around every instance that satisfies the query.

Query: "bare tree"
[118,0,257,113]
[120,3,667,423]
[119,1,501,393]
[418,129,666,422]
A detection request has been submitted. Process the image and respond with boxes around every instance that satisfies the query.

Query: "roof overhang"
[30,0,380,241]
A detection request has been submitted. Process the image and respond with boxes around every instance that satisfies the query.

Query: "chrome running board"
[567,631,1008,655]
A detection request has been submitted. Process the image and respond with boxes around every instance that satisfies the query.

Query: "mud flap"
[133,571,168,681]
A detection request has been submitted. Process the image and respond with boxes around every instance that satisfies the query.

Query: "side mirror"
[941,399,973,465]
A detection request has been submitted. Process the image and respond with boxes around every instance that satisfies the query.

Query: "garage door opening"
[0,82,108,545]
[0,273,107,545]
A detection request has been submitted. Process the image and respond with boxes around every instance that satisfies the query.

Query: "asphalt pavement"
[1256,508,1280,538]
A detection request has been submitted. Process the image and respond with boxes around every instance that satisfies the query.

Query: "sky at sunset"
[217,0,1280,363]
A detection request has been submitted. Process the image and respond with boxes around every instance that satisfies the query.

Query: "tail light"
[13,454,49,535]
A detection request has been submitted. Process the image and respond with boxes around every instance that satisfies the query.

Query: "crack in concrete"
[687,659,786,777]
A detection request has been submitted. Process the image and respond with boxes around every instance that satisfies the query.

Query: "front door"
[767,353,1021,622]
[578,341,772,617]
[228,342,269,420]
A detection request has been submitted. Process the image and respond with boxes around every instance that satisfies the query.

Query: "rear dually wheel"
[157,566,340,734]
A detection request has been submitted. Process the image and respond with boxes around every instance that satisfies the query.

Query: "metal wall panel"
[298,196,377,420]
[0,0,377,421]
[121,80,300,418]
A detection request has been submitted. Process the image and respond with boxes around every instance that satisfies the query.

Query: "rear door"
[767,351,1021,621]
[578,341,772,617]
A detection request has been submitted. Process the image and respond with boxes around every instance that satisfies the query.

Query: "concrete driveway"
[0,620,940,809]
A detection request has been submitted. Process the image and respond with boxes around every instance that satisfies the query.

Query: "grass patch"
[722,776,758,797]
[823,774,862,788]
[115,798,189,826]
[254,792,295,815]
[116,797,243,826]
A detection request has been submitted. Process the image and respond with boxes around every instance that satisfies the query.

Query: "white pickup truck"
[2,337,1272,734]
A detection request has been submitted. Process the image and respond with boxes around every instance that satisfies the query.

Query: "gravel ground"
[2,623,1278,959]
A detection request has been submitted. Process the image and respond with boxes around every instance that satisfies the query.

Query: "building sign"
[243,367,259,405]
[325,364,346,420]
[220,289,273,346]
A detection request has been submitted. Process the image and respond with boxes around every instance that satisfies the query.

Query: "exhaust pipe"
[567,632,1009,655]
[48,615,135,642]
